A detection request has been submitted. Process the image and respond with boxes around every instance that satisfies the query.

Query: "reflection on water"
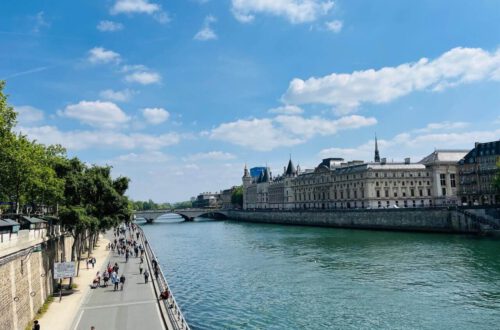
[142,216,500,330]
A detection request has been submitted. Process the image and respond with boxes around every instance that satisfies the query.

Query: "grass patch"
[24,296,54,330]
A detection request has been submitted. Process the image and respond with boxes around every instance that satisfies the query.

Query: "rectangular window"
[385,190,389,197]
[440,173,446,186]
[411,189,415,197]
[450,173,456,188]
[442,188,446,196]
[419,189,423,196]
[376,190,380,198]
[427,189,431,196]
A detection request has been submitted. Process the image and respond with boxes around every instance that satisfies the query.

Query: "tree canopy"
[0,80,131,262]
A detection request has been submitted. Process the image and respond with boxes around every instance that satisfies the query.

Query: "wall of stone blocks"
[0,234,74,330]
[227,209,478,234]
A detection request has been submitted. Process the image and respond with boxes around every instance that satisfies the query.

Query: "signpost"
[54,262,76,301]
[54,261,76,279]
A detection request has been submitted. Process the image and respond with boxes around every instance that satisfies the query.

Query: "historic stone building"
[458,140,500,205]
[242,159,298,210]
[243,139,472,210]
[419,149,468,206]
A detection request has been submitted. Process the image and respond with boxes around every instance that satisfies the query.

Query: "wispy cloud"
[1,66,50,80]
[194,15,217,41]
[97,20,124,32]
[325,20,342,33]
[32,11,50,33]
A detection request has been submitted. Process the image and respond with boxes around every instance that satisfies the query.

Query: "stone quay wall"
[227,209,480,234]
[0,234,73,330]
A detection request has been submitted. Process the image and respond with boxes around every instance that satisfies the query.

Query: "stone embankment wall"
[227,209,481,234]
[0,234,73,330]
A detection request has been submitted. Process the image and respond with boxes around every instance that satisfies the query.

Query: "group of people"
[91,223,144,291]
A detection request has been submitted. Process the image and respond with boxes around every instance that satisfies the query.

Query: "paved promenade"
[38,234,111,330]
[71,233,166,330]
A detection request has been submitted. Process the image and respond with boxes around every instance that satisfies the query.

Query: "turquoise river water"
[141,215,500,330]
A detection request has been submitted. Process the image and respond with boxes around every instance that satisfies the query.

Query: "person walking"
[154,267,159,280]
[139,264,143,275]
[32,320,40,330]
[111,271,118,291]
[144,270,149,283]
[91,257,96,269]
[120,274,126,291]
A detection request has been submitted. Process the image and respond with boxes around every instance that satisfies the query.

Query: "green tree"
[231,186,243,208]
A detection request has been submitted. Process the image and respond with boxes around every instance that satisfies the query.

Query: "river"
[141,215,500,330]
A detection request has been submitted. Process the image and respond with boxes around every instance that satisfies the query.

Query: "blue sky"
[1,0,499,202]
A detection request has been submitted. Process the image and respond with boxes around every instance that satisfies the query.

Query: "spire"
[374,134,380,163]
[285,157,296,176]
[243,163,250,178]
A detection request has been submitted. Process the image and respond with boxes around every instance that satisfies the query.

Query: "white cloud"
[110,0,170,23]
[210,118,303,151]
[184,151,236,161]
[319,126,500,161]
[325,20,342,33]
[88,47,121,64]
[194,15,217,41]
[99,89,135,102]
[116,151,170,162]
[15,105,44,125]
[274,114,376,139]
[59,100,130,129]
[268,105,304,115]
[142,107,170,124]
[283,47,500,113]
[209,114,376,151]
[97,20,124,32]
[231,0,334,24]
[414,121,469,133]
[125,70,161,85]
[19,125,181,151]
[111,0,160,14]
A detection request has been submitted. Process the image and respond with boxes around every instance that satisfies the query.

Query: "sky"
[1,0,499,202]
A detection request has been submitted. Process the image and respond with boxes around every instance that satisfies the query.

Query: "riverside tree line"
[0,81,130,268]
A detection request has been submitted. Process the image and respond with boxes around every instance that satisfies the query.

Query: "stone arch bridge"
[134,208,228,223]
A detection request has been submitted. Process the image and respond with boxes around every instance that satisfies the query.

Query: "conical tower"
[374,135,380,163]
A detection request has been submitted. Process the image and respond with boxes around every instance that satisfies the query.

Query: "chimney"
[404,157,410,164]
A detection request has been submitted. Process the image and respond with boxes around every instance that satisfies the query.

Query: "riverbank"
[227,208,500,234]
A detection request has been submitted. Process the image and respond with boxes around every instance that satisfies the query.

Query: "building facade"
[242,142,473,210]
[419,150,468,206]
[458,140,500,205]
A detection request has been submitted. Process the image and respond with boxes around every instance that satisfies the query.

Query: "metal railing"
[137,226,191,330]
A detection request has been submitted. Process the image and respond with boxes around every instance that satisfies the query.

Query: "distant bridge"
[133,208,228,223]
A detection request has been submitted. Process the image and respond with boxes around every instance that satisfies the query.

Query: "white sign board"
[54,262,76,279]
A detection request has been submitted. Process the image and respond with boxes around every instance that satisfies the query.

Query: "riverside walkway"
[71,226,189,330]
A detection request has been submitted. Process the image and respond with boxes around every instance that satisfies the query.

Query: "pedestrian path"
[72,232,166,330]
[38,234,111,330]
